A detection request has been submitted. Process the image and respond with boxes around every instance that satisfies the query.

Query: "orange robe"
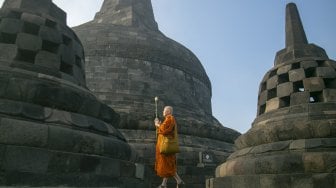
[155,115,177,178]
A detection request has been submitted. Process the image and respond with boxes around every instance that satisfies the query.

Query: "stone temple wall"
[0,0,150,187]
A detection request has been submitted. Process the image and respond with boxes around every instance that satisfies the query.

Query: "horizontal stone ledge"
[207,173,336,188]
[230,138,336,160]
[0,99,124,140]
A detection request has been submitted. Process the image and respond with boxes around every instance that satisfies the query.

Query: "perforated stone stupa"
[208,3,336,188]
[73,0,240,187]
[0,0,148,187]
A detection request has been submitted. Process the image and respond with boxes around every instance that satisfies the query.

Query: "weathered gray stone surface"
[73,0,240,187]
[0,0,149,187]
[209,3,336,188]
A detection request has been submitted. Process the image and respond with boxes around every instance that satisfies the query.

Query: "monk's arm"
[158,117,175,135]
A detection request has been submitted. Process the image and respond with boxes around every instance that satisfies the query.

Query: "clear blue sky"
[1,0,335,133]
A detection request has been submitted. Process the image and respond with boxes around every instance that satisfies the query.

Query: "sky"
[0,0,335,133]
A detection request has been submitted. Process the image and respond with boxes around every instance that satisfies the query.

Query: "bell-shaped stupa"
[74,0,240,186]
[0,0,148,187]
[208,3,336,188]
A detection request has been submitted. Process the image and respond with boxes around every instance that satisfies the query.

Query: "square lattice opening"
[15,49,36,63]
[0,32,17,44]
[23,22,40,35]
[42,40,59,53]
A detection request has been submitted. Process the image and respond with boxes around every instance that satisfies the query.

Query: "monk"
[154,106,184,188]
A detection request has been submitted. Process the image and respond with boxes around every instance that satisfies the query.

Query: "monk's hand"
[154,118,160,127]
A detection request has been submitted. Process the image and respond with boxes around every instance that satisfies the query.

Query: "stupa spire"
[285,3,308,48]
[274,3,328,65]
[93,0,158,30]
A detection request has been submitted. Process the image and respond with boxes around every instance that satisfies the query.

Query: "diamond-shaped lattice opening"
[62,34,72,46]
[278,73,289,84]
[15,49,36,64]
[259,104,266,115]
[42,40,59,53]
[305,67,316,78]
[269,69,277,78]
[0,32,17,44]
[324,78,336,89]
[279,96,290,108]
[60,61,73,75]
[45,19,57,28]
[8,11,22,19]
[293,81,304,92]
[292,62,300,69]
[23,22,40,35]
[267,88,277,100]
[75,55,82,68]
[309,91,323,103]
[260,82,267,92]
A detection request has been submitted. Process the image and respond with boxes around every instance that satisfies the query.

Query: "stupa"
[0,0,148,187]
[73,0,240,186]
[208,3,336,188]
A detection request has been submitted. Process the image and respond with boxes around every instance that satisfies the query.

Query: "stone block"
[49,3,67,24]
[301,60,317,69]
[277,82,293,97]
[0,18,23,34]
[87,116,108,133]
[324,153,336,172]
[39,26,62,43]
[313,173,335,188]
[95,158,121,177]
[21,12,45,26]
[265,98,280,112]
[0,118,48,147]
[16,33,42,51]
[135,163,145,179]
[103,137,130,160]
[48,125,103,154]
[0,144,6,170]
[47,150,81,173]
[277,64,291,75]
[267,76,278,89]
[325,60,336,69]
[290,91,310,105]
[72,66,85,83]
[290,174,313,188]
[303,153,325,173]
[21,102,45,120]
[288,68,305,82]
[310,120,332,138]
[120,161,135,178]
[73,40,84,56]
[18,0,53,17]
[0,98,23,116]
[99,104,120,125]
[303,77,325,92]
[0,43,18,61]
[79,155,100,173]
[322,89,336,102]
[258,90,267,105]
[315,67,336,78]
[5,77,26,101]
[4,145,50,173]
[35,50,60,70]
[260,175,291,188]
[59,44,75,65]
[70,112,89,128]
